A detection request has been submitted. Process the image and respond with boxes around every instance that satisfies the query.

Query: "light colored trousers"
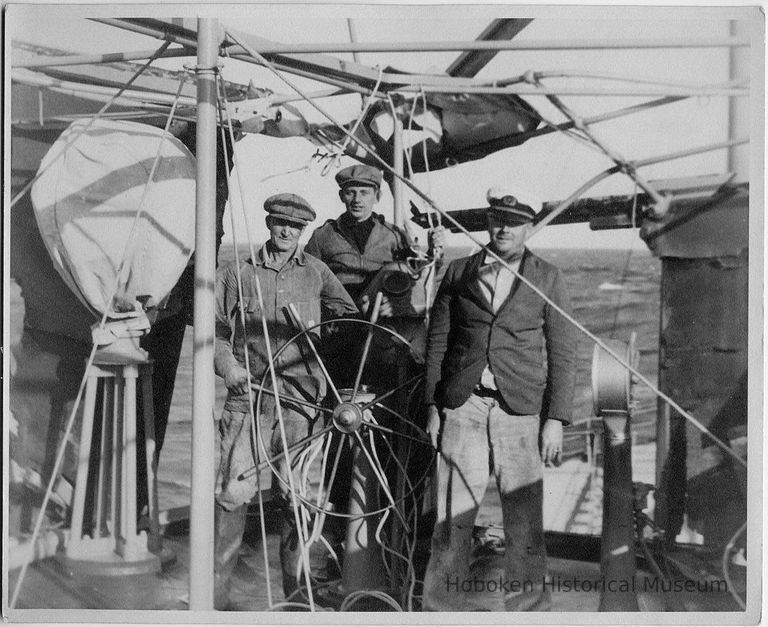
[422,393,551,611]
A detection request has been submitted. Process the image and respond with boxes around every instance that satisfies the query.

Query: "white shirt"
[477,254,521,390]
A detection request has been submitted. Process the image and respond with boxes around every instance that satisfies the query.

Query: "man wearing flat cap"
[421,188,577,612]
[213,193,357,608]
[305,164,444,312]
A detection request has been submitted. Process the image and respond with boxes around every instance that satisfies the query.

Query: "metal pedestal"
[58,356,167,576]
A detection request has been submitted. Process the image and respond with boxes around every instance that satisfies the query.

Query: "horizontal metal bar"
[14,47,193,68]
[167,36,752,55]
[397,84,748,97]
[12,69,197,107]
[92,17,199,48]
[227,52,375,96]
[248,36,747,53]
[632,136,749,168]
[96,18,748,95]
[94,18,749,54]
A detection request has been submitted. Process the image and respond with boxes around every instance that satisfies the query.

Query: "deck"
[8,440,746,615]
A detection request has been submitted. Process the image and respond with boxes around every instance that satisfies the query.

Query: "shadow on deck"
[9,507,745,614]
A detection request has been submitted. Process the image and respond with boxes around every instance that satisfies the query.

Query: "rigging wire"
[419,85,435,213]
[9,68,188,610]
[367,424,421,608]
[10,40,173,209]
[220,33,743,608]
[215,76,274,608]
[609,182,640,339]
[532,74,667,205]
[217,69,317,610]
[320,65,384,176]
[224,26,746,469]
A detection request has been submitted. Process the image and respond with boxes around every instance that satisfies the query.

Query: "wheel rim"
[254,318,434,520]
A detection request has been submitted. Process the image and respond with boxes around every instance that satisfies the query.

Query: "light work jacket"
[304,212,413,301]
[214,244,357,411]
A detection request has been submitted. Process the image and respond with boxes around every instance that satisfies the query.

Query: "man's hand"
[428,226,446,259]
[224,365,250,395]
[540,418,563,467]
[360,293,394,318]
[426,404,442,450]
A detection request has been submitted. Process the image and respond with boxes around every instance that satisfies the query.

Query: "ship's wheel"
[254,316,434,524]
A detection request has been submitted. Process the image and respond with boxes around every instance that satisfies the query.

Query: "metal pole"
[346,18,362,64]
[190,17,219,611]
[16,47,192,68]
[599,414,639,611]
[89,22,754,53]
[392,114,405,228]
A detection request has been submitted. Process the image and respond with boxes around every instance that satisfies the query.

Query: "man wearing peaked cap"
[334,163,383,190]
[421,185,577,612]
[212,191,357,608]
[263,192,317,226]
[486,187,537,225]
[305,164,444,309]
[304,163,445,534]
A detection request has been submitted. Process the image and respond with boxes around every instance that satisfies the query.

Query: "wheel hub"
[332,402,364,433]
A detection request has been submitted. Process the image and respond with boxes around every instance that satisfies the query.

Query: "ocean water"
[157,245,661,511]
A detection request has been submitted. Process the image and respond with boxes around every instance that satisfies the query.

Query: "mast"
[189,17,219,610]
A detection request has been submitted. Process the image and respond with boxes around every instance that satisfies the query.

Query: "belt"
[474,385,504,402]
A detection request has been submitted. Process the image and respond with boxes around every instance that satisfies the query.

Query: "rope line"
[217,74,316,610]
[10,68,187,610]
[609,182,639,339]
[215,79,274,608]
[322,65,384,176]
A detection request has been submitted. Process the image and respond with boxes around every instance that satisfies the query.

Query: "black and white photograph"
[3,3,764,623]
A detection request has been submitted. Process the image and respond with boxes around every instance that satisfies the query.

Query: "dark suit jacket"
[424,248,577,423]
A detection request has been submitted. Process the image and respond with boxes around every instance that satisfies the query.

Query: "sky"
[8,4,757,250]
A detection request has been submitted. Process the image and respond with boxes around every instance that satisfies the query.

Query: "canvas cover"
[255,88,540,173]
[30,119,196,317]
[305,91,540,172]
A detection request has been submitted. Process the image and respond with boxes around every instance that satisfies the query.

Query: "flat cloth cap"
[486,187,536,225]
[335,164,382,189]
[264,193,316,225]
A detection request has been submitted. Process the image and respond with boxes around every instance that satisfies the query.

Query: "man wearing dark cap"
[421,188,577,612]
[213,193,357,608]
[305,164,444,310]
